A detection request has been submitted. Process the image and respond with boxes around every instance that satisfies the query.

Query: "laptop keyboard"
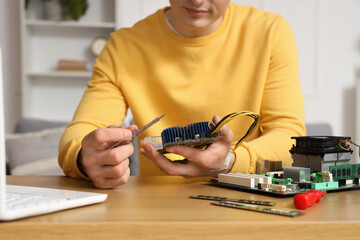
[6,192,69,210]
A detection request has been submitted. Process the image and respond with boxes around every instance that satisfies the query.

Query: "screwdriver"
[293,190,327,210]
[106,114,165,150]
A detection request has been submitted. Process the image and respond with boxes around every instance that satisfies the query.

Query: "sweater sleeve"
[58,33,128,179]
[231,16,306,173]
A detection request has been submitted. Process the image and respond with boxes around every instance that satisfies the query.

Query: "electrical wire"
[339,139,360,151]
[209,111,260,153]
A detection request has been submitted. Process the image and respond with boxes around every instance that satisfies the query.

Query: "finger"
[88,158,129,179]
[106,167,131,188]
[212,115,232,137]
[108,124,139,131]
[101,159,130,178]
[211,114,233,146]
[92,167,130,189]
[165,144,201,162]
[166,144,219,170]
[140,142,192,176]
[128,124,138,132]
[212,114,222,124]
[86,158,129,184]
[100,144,134,165]
[107,124,122,128]
[107,125,139,148]
[84,128,133,149]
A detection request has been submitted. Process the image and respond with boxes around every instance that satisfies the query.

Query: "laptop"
[0,48,107,221]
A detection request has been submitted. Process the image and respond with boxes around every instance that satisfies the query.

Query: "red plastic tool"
[293,190,327,210]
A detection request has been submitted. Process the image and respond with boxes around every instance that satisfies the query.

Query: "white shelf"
[27,71,92,78]
[25,20,116,29]
[20,0,118,121]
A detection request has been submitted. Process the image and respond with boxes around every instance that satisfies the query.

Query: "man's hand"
[139,115,235,178]
[78,125,138,189]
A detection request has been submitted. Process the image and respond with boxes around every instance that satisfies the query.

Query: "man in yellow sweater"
[59,0,306,188]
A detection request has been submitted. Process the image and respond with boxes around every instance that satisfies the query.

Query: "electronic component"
[298,182,312,189]
[290,136,353,172]
[268,184,287,192]
[210,164,360,197]
[142,121,222,154]
[311,182,339,190]
[321,171,333,182]
[158,121,221,153]
[272,177,292,185]
[283,167,310,182]
[216,173,303,193]
[211,201,302,217]
[329,163,360,181]
[189,194,299,217]
[291,136,353,155]
[189,194,275,206]
[256,159,282,174]
[218,173,272,188]
[142,111,260,156]
[208,136,360,196]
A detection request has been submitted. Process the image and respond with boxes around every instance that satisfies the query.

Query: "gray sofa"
[6,118,139,176]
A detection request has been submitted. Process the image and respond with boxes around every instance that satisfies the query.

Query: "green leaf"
[67,0,88,21]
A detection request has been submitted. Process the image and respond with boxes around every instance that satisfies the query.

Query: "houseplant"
[61,0,88,21]
[25,0,88,21]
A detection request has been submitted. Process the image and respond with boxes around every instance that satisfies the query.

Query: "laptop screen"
[0,48,6,210]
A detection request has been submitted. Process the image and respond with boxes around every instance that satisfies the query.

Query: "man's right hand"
[78,125,138,189]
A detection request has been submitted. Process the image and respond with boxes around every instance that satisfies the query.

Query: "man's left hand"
[139,115,235,178]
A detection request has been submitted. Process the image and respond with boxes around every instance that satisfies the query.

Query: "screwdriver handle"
[294,190,326,210]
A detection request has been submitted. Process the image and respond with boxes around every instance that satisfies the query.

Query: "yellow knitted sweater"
[59,3,306,179]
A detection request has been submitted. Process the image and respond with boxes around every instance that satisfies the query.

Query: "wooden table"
[1,176,360,240]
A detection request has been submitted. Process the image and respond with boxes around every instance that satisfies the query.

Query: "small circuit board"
[207,167,360,197]
[189,194,275,206]
[207,178,306,197]
[141,111,260,156]
[207,136,360,197]
[189,194,301,217]
[142,121,222,153]
[211,201,302,217]
[144,134,222,154]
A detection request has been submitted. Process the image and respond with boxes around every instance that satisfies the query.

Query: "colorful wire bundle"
[339,139,360,151]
